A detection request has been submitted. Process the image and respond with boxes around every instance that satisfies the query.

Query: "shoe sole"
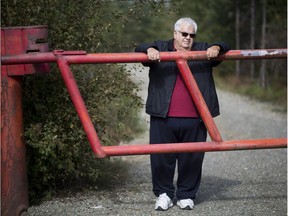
[155,203,173,211]
[179,205,193,210]
[155,206,166,211]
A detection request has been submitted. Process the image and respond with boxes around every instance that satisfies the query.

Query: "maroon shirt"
[167,73,199,117]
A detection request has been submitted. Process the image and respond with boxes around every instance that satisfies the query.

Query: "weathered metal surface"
[101,138,287,156]
[1,49,287,65]
[1,26,49,75]
[55,53,106,158]
[1,76,29,216]
[239,49,287,58]
[176,59,222,142]
[1,48,287,157]
[50,51,287,158]
[1,25,50,216]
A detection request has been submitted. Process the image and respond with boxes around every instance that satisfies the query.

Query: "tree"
[250,0,256,80]
[259,0,267,88]
[1,0,171,203]
[235,0,241,78]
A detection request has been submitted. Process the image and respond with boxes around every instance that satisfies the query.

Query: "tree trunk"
[235,0,240,78]
[259,0,267,88]
[250,0,255,80]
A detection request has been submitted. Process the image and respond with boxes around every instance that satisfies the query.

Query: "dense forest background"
[1,0,287,203]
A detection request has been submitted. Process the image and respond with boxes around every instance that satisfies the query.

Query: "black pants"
[150,116,207,200]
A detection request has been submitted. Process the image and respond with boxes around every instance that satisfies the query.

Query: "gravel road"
[23,64,287,216]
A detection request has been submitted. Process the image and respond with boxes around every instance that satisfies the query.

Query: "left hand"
[207,46,221,60]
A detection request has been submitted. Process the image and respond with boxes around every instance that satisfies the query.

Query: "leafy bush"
[23,64,143,203]
[1,0,176,204]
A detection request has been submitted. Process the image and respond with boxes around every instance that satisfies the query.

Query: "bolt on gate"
[1,26,287,215]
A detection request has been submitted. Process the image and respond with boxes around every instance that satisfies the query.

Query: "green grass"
[214,74,287,112]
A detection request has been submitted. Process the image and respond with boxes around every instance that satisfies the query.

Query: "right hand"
[147,47,161,62]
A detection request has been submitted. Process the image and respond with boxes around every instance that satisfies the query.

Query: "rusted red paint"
[1,26,49,76]
[49,51,287,158]
[1,26,50,216]
[2,49,286,158]
[1,49,287,65]
[1,76,29,216]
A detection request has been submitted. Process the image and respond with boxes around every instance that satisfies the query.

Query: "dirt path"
[23,63,287,216]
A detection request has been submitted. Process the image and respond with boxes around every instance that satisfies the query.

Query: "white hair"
[174,17,198,33]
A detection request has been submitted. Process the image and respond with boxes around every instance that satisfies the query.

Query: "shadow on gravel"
[196,175,287,205]
[196,176,241,204]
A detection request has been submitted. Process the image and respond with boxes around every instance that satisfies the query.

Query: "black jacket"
[135,39,230,118]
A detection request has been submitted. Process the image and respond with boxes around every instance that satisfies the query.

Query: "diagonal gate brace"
[52,51,287,158]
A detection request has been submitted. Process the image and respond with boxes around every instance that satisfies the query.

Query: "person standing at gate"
[135,17,229,211]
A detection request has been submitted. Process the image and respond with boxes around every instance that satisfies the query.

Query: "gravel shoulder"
[23,63,287,216]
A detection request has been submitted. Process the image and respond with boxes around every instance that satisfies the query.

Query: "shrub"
[23,64,143,204]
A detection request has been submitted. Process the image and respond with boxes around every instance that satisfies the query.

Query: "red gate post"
[1,26,49,216]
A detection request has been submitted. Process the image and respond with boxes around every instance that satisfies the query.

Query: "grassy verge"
[214,74,287,112]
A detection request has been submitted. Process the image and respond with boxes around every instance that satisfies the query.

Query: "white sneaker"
[155,193,173,211]
[177,198,194,210]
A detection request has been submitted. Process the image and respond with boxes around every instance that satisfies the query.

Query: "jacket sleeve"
[210,42,230,54]
[135,42,159,53]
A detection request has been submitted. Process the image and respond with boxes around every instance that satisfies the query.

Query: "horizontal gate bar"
[101,138,287,157]
[1,49,287,65]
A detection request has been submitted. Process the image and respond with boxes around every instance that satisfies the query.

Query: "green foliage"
[121,1,181,44]
[23,63,143,204]
[214,74,287,111]
[240,77,287,110]
[173,0,235,46]
[1,0,152,204]
[174,0,287,101]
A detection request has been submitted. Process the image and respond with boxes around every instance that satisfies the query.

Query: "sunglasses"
[177,31,196,38]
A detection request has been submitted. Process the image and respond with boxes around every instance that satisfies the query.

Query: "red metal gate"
[1,26,287,215]
[2,49,287,158]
